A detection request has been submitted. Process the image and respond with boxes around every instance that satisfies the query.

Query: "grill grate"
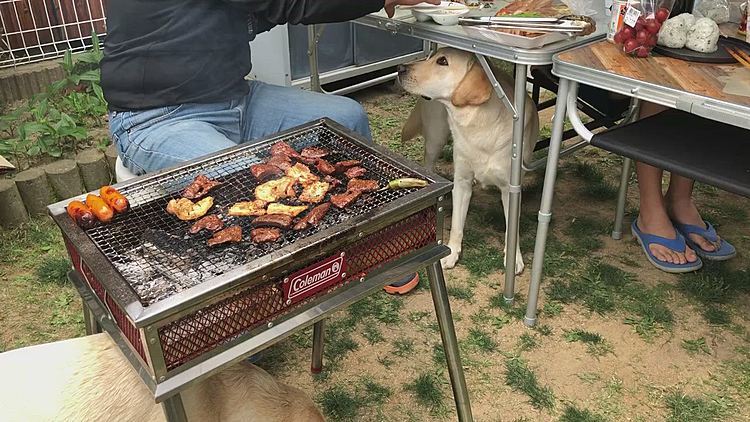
[82,125,422,306]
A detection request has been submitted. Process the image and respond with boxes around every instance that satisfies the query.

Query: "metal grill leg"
[162,393,188,422]
[82,299,100,335]
[612,157,632,240]
[311,320,325,374]
[427,262,473,422]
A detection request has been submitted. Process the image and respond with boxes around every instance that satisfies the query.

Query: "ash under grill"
[83,125,421,306]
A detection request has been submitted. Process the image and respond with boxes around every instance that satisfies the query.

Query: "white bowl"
[412,9,431,22]
[426,8,469,25]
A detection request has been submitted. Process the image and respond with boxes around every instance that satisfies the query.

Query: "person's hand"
[384,0,441,18]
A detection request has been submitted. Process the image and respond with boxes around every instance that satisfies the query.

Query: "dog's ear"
[451,61,492,107]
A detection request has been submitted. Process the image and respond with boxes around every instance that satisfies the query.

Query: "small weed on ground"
[564,329,613,357]
[505,356,556,411]
[572,162,619,201]
[393,338,415,357]
[35,256,71,284]
[559,404,607,422]
[519,333,539,351]
[464,328,497,353]
[665,392,731,422]
[317,385,359,422]
[682,337,711,355]
[404,372,448,416]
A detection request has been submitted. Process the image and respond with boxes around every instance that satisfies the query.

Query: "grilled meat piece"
[189,215,224,234]
[315,159,336,175]
[267,203,308,217]
[255,177,297,202]
[251,227,281,243]
[330,190,362,209]
[344,166,367,179]
[250,163,284,181]
[347,178,379,193]
[167,197,214,221]
[301,146,329,159]
[228,199,267,217]
[299,181,330,203]
[293,203,331,230]
[286,163,319,186]
[182,174,221,199]
[267,154,292,171]
[324,175,343,189]
[207,225,242,246]
[251,213,294,229]
[334,159,361,173]
[270,141,302,159]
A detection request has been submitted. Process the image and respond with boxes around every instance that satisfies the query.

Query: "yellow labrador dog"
[0,333,324,422]
[399,47,539,274]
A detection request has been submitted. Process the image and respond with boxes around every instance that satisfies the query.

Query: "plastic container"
[612,0,676,57]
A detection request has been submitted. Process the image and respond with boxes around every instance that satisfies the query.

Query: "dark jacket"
[101,0,384,111]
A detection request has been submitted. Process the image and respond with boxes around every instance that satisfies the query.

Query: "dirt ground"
[1,81,749,422]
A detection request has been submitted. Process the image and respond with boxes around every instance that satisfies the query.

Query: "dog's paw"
[441,251,460,269]
[514,256,525,275]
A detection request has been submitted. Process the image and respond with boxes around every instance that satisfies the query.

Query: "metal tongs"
[459,16,588,33]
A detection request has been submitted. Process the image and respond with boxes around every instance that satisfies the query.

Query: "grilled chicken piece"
[293,203,331,231]
[324,175,343,189]
[344,166,367,179]
[250,163,284,181]
[270,141,302,159]
[250,213,294,229]
[182,175,221,199]
[189,215,224,234]
[330,190,362,209]
[347,178,379,193]
[267,203,308,217]
[228,199,267,217]
[267,154,292,171]
[334,160,361,173]
[299,181,330,203]
[207,225,242,246]
[251,227,281,243]
[315,159,336,175]
[286,163,319,186]
[255,177,297,202]
[301,146,329,159]
[166,197,214,221]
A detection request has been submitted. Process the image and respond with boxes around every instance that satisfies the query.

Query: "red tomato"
[623,39,639,53]
[646,19,661,34]
[621,26,635,40]
[636,29,650,44]
[637,47,650,58]
[614,31,624,44]
[647,34,658,47]
[656,7,670,23]
[635,17,646,32]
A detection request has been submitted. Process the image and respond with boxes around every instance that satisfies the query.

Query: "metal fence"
[0,0,106,68]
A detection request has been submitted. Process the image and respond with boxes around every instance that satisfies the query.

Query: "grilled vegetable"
[86,194,114,223]
[255,177,296,202]
[250,213,294,229]
[207,225,242,246]
[189,215,224,234]
[347,179,379,193]
[293,203,331,231]
[228,200,267,217]
[267,203,308,217]
[99,186,129,213]
[182,174,221,199]
[384,178,428,190]
[67,200,97,229]
[299,181,330,203]
[166,197,214,221]
[251,227,281,243]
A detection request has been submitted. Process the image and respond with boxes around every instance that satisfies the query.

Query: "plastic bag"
[613,0,677,58]
[693,0,731,23]
[560,0,599,16]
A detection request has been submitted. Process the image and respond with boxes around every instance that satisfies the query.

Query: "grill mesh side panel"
[82,125,424,306]
[158,207,436,371]
[64,238,148,364]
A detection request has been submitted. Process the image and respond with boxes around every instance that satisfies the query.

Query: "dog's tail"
[401,100,423,142]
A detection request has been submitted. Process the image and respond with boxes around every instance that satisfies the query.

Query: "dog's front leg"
[442,165,473,269]
[501,187,525,275]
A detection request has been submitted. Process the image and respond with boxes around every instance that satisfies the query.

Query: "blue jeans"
[109,81,372,175]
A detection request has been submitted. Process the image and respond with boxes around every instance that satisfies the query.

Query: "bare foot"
[667,198,718,253]
[637,215,698,264]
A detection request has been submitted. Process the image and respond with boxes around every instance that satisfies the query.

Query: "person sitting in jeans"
[101,0,434,294]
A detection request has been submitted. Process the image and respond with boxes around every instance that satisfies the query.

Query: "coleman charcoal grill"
[48,119,473,421]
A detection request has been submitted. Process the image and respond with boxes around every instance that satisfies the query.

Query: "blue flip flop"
[631,220,703,273]
[673,220,736,261]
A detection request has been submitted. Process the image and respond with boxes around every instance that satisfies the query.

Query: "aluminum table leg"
[427,261,473,422]
[162,393,188,422]
[524,79,573,327]
[612,157,632,240]
[310,320,325,374]
[82,300,100,335]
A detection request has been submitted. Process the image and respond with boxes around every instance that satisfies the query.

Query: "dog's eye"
[436,56,448,66]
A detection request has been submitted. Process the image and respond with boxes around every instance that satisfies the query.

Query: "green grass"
[676,262,750,325]
[35,255,71,284]
[702,306,732,326]
[505,356,556,411]
[519,333,539,351]
[460,227,505,277]
[323,319,359,367]
[535,324,553,337]
[432,343,446,366]
[721,347,750,396]
[362,324,384,345]
[359,377,392,405]
[464,328,497,353]
[564,216,608,251]
[0,219,64,267]
[404,373,447,415]
[682,337,711,355]
[348,293,404,325]
[572,162,618,201]
[559,405,607,422]
[542,302,563,318]
[393,338,415,357]
[665,392,731,422]
[317,385,360,422]
[564,329,613,357]
[447,284,474,302]
[489,293,527,320]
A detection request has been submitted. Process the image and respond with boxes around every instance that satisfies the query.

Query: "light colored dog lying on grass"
[398,47,539,274]
[0,333,324,422]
